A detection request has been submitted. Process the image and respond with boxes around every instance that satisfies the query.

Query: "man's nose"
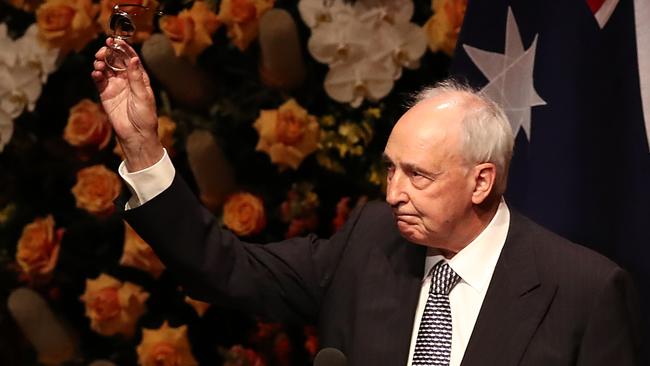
[385,171,407,207]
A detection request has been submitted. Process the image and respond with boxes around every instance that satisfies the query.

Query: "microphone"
[314,347,347,366]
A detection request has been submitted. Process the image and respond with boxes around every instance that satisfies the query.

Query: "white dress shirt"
[406,200,510,366]
[119,152,510,366]
[118,149,175,210]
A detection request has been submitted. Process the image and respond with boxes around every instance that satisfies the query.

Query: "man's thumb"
[127,57,149,100]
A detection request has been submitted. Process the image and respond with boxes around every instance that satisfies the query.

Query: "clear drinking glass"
[104,3,157,71]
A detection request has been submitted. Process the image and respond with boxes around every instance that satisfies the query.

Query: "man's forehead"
[392,109,461,145]
[414,91,465,111]
[386,104,465,163]
[427,97,461,111]
[397,95,466,132]
[384,129,447,165]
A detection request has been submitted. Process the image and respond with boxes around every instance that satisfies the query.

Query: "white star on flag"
[462,7,546,140]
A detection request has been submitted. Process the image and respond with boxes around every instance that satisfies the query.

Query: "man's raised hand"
[92,38,163,172]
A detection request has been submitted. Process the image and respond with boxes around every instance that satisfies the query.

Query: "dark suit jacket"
[124,175,643,365]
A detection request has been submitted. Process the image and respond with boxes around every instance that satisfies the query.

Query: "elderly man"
[92,43,641,365]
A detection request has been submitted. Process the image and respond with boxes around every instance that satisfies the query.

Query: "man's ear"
[471,163,496,204]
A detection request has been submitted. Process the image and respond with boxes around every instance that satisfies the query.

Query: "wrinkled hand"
[92,38,163,172]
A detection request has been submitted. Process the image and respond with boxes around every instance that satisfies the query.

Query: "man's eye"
[410,172,432,188]
[385,165,395,179]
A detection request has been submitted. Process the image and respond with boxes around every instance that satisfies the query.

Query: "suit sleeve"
[120,174,363,324]
[576,266,644,366]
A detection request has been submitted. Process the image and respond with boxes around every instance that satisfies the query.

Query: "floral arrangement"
[0,0,466,364]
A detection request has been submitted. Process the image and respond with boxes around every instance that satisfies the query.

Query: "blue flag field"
[451,0,650,331]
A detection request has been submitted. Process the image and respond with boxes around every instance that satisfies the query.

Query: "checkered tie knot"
[412,261,460,366]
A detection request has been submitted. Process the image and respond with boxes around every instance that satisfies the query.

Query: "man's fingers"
[109,38,150,99]
[93,57,117,78]
[141,65,152,88]
[91,70,104,82]
[93,59,105,72]
[91,70,108,92]
[95,46,107,60]
[127,57,150,100]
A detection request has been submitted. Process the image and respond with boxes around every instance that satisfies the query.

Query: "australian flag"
[450,0,650,333]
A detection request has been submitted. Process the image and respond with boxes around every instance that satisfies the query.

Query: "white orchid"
[298,0,353,29]
[0,64,43,117]
[0,23,60,153]
[307,20,373,66]
[0,109,13,153]
[354,0,414,25]
[324,59,395,108]
[17,25,60,82]
[374,21,427,79]
[0,24,18,67]
[301,0,426,107]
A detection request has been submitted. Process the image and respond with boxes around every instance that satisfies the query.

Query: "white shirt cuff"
[118,148,175,210]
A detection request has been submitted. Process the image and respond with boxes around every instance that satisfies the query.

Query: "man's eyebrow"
[405,161,441,176]
[381,155,437,176]
[381,154,393,165]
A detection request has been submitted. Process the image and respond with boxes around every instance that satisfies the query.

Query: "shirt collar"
[422,199,510,293]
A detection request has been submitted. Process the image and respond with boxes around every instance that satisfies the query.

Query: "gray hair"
[410,79,514,196]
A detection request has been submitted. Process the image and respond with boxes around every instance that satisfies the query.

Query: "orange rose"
[114,115,177,159]
[97,0,159,43]
[120,222,165,278]
[159,1,220,62]
[425,0,468,56]
[15,215,63,280]
[71,164,121,217]
[36,0,99,53]
[222,192,266,236]
[80,273,149,337]
[63,99,112,151]
[254,99,320,170]
[218,0,274,51]
[137,321,198,366]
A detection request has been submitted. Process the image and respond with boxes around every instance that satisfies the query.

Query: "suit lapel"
[460,212,558,366]
[343,203,426,366]
[370,237,426,366]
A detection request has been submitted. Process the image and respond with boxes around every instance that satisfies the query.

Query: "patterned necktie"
[412,261,460,366]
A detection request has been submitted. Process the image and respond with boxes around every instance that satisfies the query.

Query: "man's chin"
[396,224,426,245]
[396,229,454,256]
